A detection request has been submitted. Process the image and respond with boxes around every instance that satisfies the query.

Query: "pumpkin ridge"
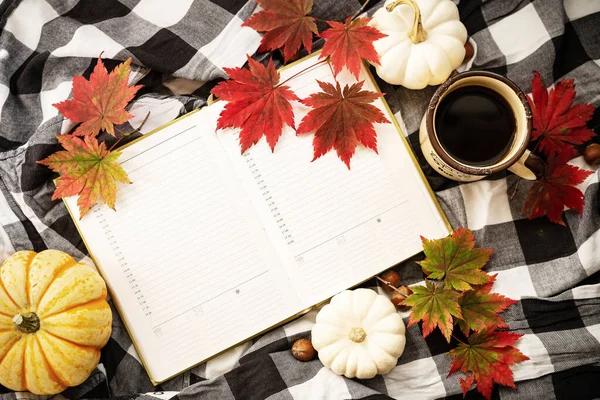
[34,334,70,389]
[21,339,26,390]
[399,45,413,83]
[40,295,107,321]
[426,31,464,53]
[0,334,21,366]
[24,252,36,311]
[32,257,79,311]
[0,270,21,313]
[422,48,435,85]
[360,299,388,330]
[41,328,100,351]
[17,336,31,391]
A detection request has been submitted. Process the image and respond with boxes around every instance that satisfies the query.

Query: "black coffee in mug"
[434,86,516,166]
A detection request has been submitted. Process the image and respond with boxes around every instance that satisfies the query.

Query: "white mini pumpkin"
[369,0,468,89]
[311,289,406,379]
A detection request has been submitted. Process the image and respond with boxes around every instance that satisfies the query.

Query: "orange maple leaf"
[54,57,142,137]
[449,330,529,400]
[38,135,131,218]
[457,275,517,336]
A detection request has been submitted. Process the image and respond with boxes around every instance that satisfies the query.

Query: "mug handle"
[507,150,546,180]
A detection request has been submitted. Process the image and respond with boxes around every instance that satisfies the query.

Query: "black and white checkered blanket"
[0,0,599,399]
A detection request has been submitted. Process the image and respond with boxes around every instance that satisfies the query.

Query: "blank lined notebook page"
[218,60,450,308]
[65,107,300,383]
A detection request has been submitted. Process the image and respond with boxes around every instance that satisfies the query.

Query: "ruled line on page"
[124,137,201,174]
[152,270,268,328]
[119,125,197,164]
[293,201,408,258]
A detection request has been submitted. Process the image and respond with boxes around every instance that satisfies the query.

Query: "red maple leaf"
[449,330,529,400]
[242,0,318,62]
[457,275,517,336]
[296,80,390,168]
[53,57,142,137]
[38,135,130,218]
[319,17,386,79]
[522,150,593,225]
[528,71,596,157]
[211,56,299,153]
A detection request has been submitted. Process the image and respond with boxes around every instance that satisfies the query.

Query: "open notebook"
[63,54,452,384]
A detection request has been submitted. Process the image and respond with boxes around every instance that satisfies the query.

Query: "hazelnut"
[583,143,600,166]
[291,338,316,361]
[464,41,474,61]
[379,270,401,292]
[391,286,413,312]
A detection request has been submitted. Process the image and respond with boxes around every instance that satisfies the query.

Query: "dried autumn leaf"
[457,275,517,336]
[296,80,389,168]
[243,0,318,62]
[38,135,130,218]
[528,71,596,157]
[522,150,593,225]
[211,56,299,153]
[418,228,493,292]
[449,330,529,400]
[402,280,462,342]
[54,57,142,137]
[319,17,386,79]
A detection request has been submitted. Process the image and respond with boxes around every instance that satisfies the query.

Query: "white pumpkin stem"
[349,327,367,343]
[13,312,40,334]
[386,0,428,44]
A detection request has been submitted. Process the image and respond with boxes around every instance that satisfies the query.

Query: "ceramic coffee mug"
[419,71,545,182]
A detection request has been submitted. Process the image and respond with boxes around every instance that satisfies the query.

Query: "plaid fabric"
[0,0,599,399]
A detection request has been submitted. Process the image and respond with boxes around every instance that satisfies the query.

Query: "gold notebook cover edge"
[62,50,453,385]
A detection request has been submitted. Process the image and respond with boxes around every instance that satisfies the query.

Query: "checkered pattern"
[0,0,599,399]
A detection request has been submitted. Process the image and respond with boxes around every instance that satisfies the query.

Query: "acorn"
[291,338,316,361]
[379,270,401,292]
[391,286,413,312]
[464,41,474,61]
[583,143,600,166]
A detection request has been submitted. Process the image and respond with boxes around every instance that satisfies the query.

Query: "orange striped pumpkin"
[0,250,112,395]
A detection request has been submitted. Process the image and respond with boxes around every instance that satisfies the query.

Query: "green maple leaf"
[449,329,529,400]
[38,135,131,218]
[457,275,518,336]
[403,280,462,342]
[418,228,493,291]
